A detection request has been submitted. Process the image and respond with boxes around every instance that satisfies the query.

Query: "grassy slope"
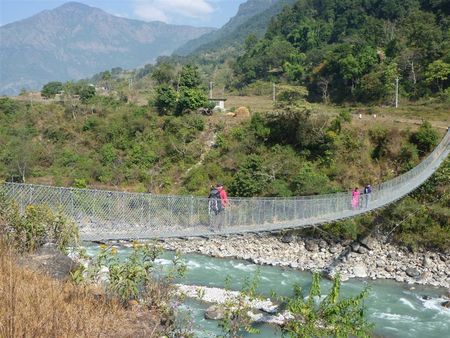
[0,245,162,337]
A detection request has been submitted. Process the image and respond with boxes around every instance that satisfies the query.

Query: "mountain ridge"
[0,2,214,95]
[174,0,290,56]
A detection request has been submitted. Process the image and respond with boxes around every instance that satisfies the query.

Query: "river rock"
[353,263,368,278]
[406,268,421,278]
[351,243,360,252]
[281,235,295,243]
[305,241,318,252]
[423,256,433,268]
[318,240,328,249]
[205,305,225,320]
[18,243,77,280]
[357,246,369,254]
[441,300,450,309]
[388,252,399,259]
[360,237,376,250]
[329,245,340,254]
[247,311,264,322]
[290,262,299,269]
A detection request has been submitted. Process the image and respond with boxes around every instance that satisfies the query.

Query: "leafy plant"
[218,271,261,337]
[282,273,373,337]
[0,196,79,252]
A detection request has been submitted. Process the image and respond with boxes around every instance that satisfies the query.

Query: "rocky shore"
[160,233,450,289]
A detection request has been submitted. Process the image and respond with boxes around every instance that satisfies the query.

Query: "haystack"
[234,106,250,118]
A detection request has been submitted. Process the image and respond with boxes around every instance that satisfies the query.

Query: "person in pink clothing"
[351,187,360,209]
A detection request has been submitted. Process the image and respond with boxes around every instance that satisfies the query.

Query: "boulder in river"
[406,268,421,278]
[205,305,225,320]
[353,263,368,278]
[441,300,450,309]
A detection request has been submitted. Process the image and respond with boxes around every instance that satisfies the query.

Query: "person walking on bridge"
[216,183,229,210]
[351,187,360,210]
[363,184,372,208]
[208,183,228,231]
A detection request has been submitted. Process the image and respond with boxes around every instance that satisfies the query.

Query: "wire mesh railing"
[1,129,449,241]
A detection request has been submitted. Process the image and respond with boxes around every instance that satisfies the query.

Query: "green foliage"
[369,126,389,159]
[218,272,261,337]
[276,85,309,106]
[0,196,79,252]
[410,121,439,154]
[0,97,19,115]
[73,178,88,189]
[41,81,63,98]
[76,242,186,305]
[153,64,207,116]
[151,62,176,85]
[282,273,373,337]
[99,143,118,164]
[179,64,202,89]
[154,84,178,115]
[233,0,450,102]
[77,83,96,103]
[398,143,419,171]
[292,163,335,195]
[384,197,450,251]
[249,113,270,141]
[229,155,270,197]
[176,88,208,115]
[425,60,450,92]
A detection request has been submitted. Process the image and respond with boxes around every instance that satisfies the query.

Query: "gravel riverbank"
[160,233,450,289]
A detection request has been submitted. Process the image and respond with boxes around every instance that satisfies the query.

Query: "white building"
[209,98,227,111]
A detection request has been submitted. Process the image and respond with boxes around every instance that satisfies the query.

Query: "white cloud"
[133,0,214,23]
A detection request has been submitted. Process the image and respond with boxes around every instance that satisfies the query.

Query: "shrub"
[410,121,439,154]
[41,81,63,98]
[282,273,373,337]
[292,163,335,195]
[0,196,79,253]
[154,84,178,115]
[176,88,208,115]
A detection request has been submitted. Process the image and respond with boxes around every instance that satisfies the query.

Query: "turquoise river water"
[86,246,449,337]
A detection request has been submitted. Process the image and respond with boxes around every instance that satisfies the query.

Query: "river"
[85,245,450,337]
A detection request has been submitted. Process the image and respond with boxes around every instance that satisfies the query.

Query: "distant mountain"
[174,0,296,57]
[0,2,214,95]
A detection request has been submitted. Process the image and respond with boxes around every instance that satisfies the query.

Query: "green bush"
[282,273,373,337]
[410,121,439,154]
[292,163,335,195]
[41,81,63,98]
[154,84,178,115]
[0,196,79,252]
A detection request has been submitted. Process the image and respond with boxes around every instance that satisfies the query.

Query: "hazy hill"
[174,0,296,56]
[0,2,214,95]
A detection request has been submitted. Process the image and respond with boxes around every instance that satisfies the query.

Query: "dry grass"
[0,244,162,338]
[225,94,449,130]
[226,95,274,113]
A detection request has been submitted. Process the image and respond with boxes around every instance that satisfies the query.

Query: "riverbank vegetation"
[0,196,189,337]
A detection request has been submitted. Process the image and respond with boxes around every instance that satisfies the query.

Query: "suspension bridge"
[1,129,449,241]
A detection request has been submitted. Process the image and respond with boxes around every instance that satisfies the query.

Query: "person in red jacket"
[216,183,229,211]
[210,183,229,231]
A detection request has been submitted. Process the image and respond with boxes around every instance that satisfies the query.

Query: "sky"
[0,0,248,27]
